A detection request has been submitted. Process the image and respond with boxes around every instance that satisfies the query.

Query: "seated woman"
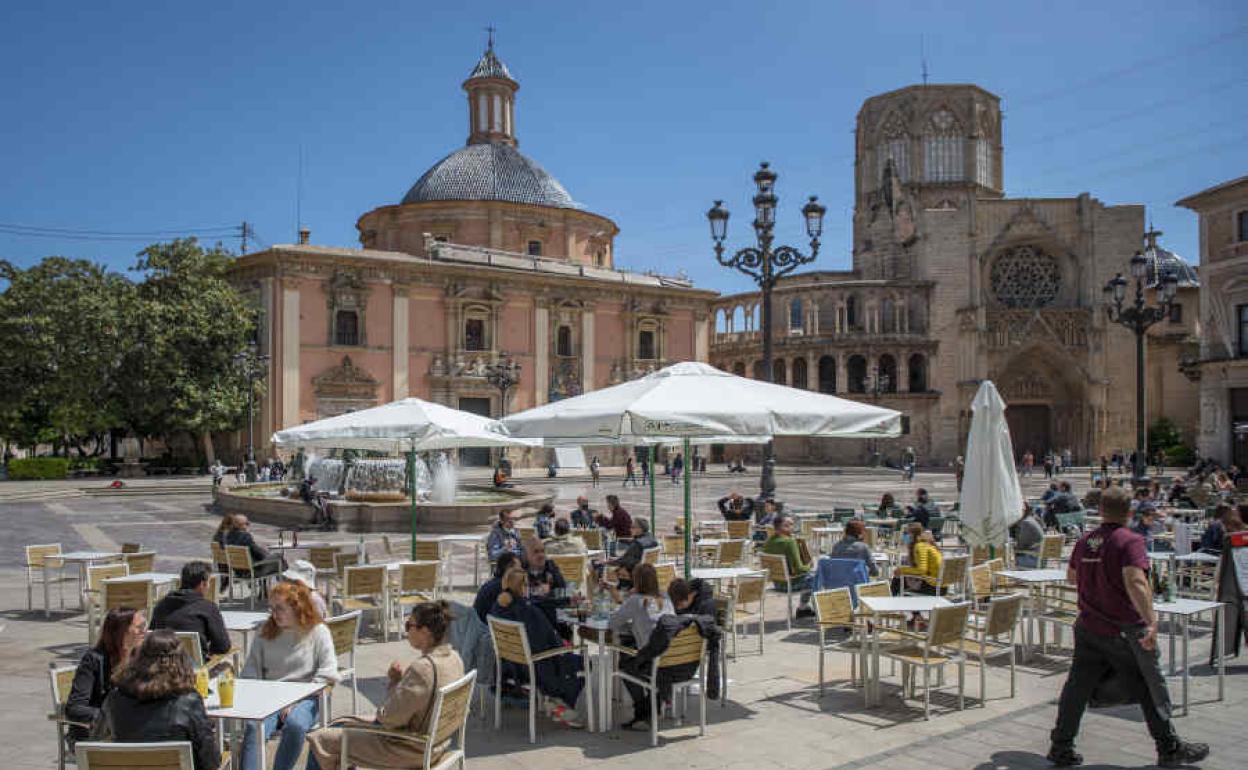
[829,521,879,577]
[876,493,896,518]
[92,630,220,770]
[489,567,585,728]
[240,582,338,770]
[891,523,943,597]
[213,513,235,549]
[607,564,674,730]
[66,607,146,750]
[306,602,464,770]
[472,552,519,623]
[1200,503,1234,554]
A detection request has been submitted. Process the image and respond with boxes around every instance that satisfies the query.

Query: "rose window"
[990,246,1061,308]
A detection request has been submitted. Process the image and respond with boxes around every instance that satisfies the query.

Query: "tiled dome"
[401,143,582,210]
[1143,243,1199,288]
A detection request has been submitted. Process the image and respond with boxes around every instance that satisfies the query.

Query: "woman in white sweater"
[608,563,674,730]
[240,582,338,770]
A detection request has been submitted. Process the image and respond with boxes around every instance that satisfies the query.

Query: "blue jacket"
[486,524,522,561]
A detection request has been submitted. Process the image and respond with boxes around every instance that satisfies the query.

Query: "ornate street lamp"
[1103,250,1178,486]
[484,354,522,418]
[709,162,824,498]
[232,341,270,483]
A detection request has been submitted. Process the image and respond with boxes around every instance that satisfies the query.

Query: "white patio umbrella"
[502,361,902,575]
[958,380,1024,555]
[271,397,536,558]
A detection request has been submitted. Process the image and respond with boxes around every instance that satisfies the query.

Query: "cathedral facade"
[710,84,1199,466]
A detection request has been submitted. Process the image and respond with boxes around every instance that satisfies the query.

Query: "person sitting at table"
[611,518,658,577]
[240,581,338,770]
[570,496,597,529]
[305,601,464,770]
[533,503,556,540]
[762,514,815,619]
[829,521,878,577]
[1044,481,1082,529]
[213,513,236,549]
[92,629,220,770]
[66,607,146,750]
[489,568,585,728]
[280,560,329,619]
[608,564,674,730]
[486,509,523,562]
[1200,503,1234,554]
[717,491,754,522]
[225,514,285,577]
[1041,482,1059,504]
[891,523,943,601]
[1131,507,1159,551]
[876,493,896,518]
[473,552,520,622]
[1014,507,1046,568]
[150,561,231,660]
[755,497,779,528]
[544,519,588,556]
[596,494,633,543]
[523,536,567,601]
[906,488,936,528]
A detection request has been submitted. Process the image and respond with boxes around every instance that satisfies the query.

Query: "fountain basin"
[215,483,552,532]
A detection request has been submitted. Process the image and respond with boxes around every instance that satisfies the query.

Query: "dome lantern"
[464,38,519,148]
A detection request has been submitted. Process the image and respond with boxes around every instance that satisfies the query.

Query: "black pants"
[1051,624,1177,752]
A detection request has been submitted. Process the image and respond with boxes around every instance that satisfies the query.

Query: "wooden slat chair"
[849,580,920,677]
[579,528,604,552]
[393,562,441,628]
[76,741,194,769]
[725,520,751,540]
[927,516,947,544]
[660,535,685,566]
[1038,534,1065,568]
[411,540,449,590]
[25,543,70,615]
[307,546,340,599]
[1037,583,1079,654]
[902,554,969,600]
[879,601,972,720]
[338,565,390,642]
[209,541,231,588]
[715,539,747,568]
[121,542,143,554]
[224,545,279,610]
[547,554,588,592]
[862,527,878,550]
[610,624,706,747]
[487,616,593,744]
[85,562,129,644]
[943,593,1024,704]
[49,663,88,770]
[174,631,235,671]
[515,526,537,543]
[1176,558,1219,600]
[813,588,857,694]
[758,553,799,631]
[202,573,222,606]
[124,552,156,574]
[336,669,477,770]
[726,573,766,658]
[325,611,363,715]
[654,562,677,596]
[102,578,154,621]
[642,546,662,566]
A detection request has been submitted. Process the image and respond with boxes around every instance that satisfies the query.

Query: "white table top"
[1154,598,1223,616]
[205,679,326,721]
[859,596,952,614]
[269,541,334,551]
[58,551,121,562]
[996,569,1068,583]
[221,611,270,631]
[690,567,763,580]
[1175,552,1219,564]
[872,553,891,563]
[108,572,178,585]
[384,559,441,571]
[811,526,845,534]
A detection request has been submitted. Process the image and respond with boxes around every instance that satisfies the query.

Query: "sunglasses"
[405,620,421,632]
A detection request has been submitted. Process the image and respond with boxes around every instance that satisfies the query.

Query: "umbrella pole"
[683,437,692,580]
[407,448,417,561]
[648,444,656,536]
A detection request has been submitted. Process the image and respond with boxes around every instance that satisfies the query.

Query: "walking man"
[1047,486,1208,768]
[623,456,638,487]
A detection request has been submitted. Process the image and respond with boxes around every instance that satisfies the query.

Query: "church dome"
[1142,232,1199,289]
[401,142,582,210]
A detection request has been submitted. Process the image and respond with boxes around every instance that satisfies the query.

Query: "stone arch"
[732,361,746,377]
[818,355,837,393]
[878,354,898,393]
[774,358,787,386]
[731,305,746,333]
[752,360,766,381]
[993,343,1089,462]
[792,357,808,390]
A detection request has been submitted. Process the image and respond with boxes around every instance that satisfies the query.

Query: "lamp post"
[1102,250,1178,486]
[484,354,522,418]
[709,162,824,498]
[232,341,270,483]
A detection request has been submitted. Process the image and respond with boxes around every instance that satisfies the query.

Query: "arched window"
[818,356,837,394]
[752,361,766,381]
[732,362,746,377]
[732,306,745,332]
[847,355,867,393]
[876,112,910,184]
[556,325,573,357]
[990,245,1062,308]
[878,354,898,393]
[789,299,803,332]
[846,295,859,330]
[792,357,808,389]
[908,353,928,392]
[923,109,964,182]
[774,359,787,386]
[334,310,359,347]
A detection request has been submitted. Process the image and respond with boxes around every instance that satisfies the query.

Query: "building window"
[847,355,867,393]
[975,139,993,187]
[556,325,573,357]
[1169,303,1183,324]
[465,318,486,351]
[923,110,963,183]
[877,139,910,184]
[789,298,803,332]
[638,329,656,360]
[1239,305,1248,357]
[752,360,766,381]
[527,240,542,256]
[433,235,449,243]
[595,250,605,266]
[477,95,487,134]
[901,415,911,435]
[1239,211,1248,243]
[846,295,858,329]
[334,310,359,347]
[908,353,928,392]
[990,245,1062,308]
[774,359,787,386]
[877,355,898,393]
[792,357,808,389]
[818,356,836,393]
[732,362,746,377]
[491,94,502,133]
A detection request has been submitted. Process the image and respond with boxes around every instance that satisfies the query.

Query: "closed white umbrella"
[958,380,1023,554]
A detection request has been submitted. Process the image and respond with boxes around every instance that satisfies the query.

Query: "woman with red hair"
[239,582,337,770]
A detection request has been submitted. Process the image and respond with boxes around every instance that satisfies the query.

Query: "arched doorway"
[995,350,1087,462]
[818,355,836,393]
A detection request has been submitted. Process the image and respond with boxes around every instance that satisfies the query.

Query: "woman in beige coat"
[305,601,464,770]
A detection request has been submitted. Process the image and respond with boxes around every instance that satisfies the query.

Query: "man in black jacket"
[150,561,231,659]
[717,491,754,521]
[224,515,283,576]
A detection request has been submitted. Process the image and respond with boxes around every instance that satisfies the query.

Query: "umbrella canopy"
[958,380,1024,550]
[271,397,536,453]
[501,361,902,444]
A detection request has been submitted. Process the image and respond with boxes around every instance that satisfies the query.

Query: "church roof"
[401,142,582,210]
[468,47,513,81]
[1143,243,1199,289]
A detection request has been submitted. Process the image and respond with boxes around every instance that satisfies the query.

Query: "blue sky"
[1,1,1244,295]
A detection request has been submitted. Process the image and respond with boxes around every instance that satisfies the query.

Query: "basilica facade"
[710,84,1200,466]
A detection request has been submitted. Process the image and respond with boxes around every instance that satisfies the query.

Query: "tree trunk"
[201,432,216,465]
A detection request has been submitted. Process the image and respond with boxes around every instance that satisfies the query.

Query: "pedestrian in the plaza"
[954,455,965,493]
[1062,447,1073,471]
[901,446,916,481]
[1047,486,1209,768]
[210,459,225,487]
[149,561,231,660]
[590,455,601,487]
[671,453,684,484]
[640,456,649,485]
[1022,450,1035,477]
[624,456,638,487]
[92,629,220,770]
[67,607,146,750]
[1043,452,1055,479]
[597,494,633,543]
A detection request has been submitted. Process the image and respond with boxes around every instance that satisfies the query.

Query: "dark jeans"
[1051,624,1178,752]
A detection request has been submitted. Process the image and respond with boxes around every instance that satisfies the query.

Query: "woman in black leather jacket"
[93,630,220,770]
[66,607,145,747]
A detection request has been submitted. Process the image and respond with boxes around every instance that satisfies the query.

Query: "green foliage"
[8,457,70,480]
[1148,418,1195,467]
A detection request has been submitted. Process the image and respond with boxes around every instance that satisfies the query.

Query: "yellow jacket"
[898,542,943,584]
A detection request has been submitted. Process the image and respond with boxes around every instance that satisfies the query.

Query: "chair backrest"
[580,529,604,551]
[76,741,194,770]
[654,562,677,594]
[427,669,478,755]
[927,602,971,648]
[717,539,746,566]
[938,555,969,589]
[516,526,536,544]
[856,580,892,599]
[928,516,946,538]
[862,527,878,549]
[335,551,361,576]
[399,561,440,594]
[210,541,228,570]
[225,545,255,572]
[813,587,853,627]
[984,593,1025,637]
[344,564,385,597]
[324,611,362,659]
[487,616,534,666]
[971,544,990,565]
[103,578,153,614]
[121,543,142,554]
[968,563,992,602]
[175,631,203,663]
[49,663,76,709]
[548,554,587,586]
[203,573,221,605]
[308,546,338,570]
[759,552,789,583]
[124,552,155,574]
[725,520,751,540]
[657,624,705,669]
[733,573,766,607]
[1040,534,1065,563]
[661,535,685,556]
[413,540,442,562]
[986,558,1005,575]
[88,563,129,593]
[642,546,661,566]
[26,543,62,569]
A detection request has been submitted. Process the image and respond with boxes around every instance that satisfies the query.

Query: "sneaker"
[795,606,816,619]
[1046,746,1083,767]
[550,705,584,729]
[622,717,649,731]
[1158,741,1209,768]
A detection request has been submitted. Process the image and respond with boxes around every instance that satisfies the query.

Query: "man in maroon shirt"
[597,494,633,540]
[1048,486,1208,768]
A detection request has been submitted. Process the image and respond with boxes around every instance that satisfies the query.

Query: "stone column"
[535,305,549,405]
[898,350,910,393]
[807,353,818,390]
[582,311,595,392]
[694,314,709,362]
[281,284,300,427]
[837,354,848,394]
[392,286,409,400]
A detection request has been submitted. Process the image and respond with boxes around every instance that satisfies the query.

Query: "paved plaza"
[1,468,1244,769]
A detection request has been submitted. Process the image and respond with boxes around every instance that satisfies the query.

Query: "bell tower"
[463,35,519,148]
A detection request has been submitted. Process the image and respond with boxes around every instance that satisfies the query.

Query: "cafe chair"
[338,565,390,642]
[49,663,89,770]
[946,593,1025,703]
[715,539,747,568]
[726,573,766,658]
[25,543,70,615]
[76,741,194,770]
[1038,535,1065,568]
[85,562,129,644]
[725,520,751,540]
[325,611,363,715]
[335,670,477,770]
[393,562,441,631]
[487,616,593,744]
[642,546,662,566]
[123,551,156,575]
[654,562,677,595]
[224,545,280,610]
[879,601,972,720]
[547,554,588,593]
[758,553,797,631]
[610,624,707,747]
